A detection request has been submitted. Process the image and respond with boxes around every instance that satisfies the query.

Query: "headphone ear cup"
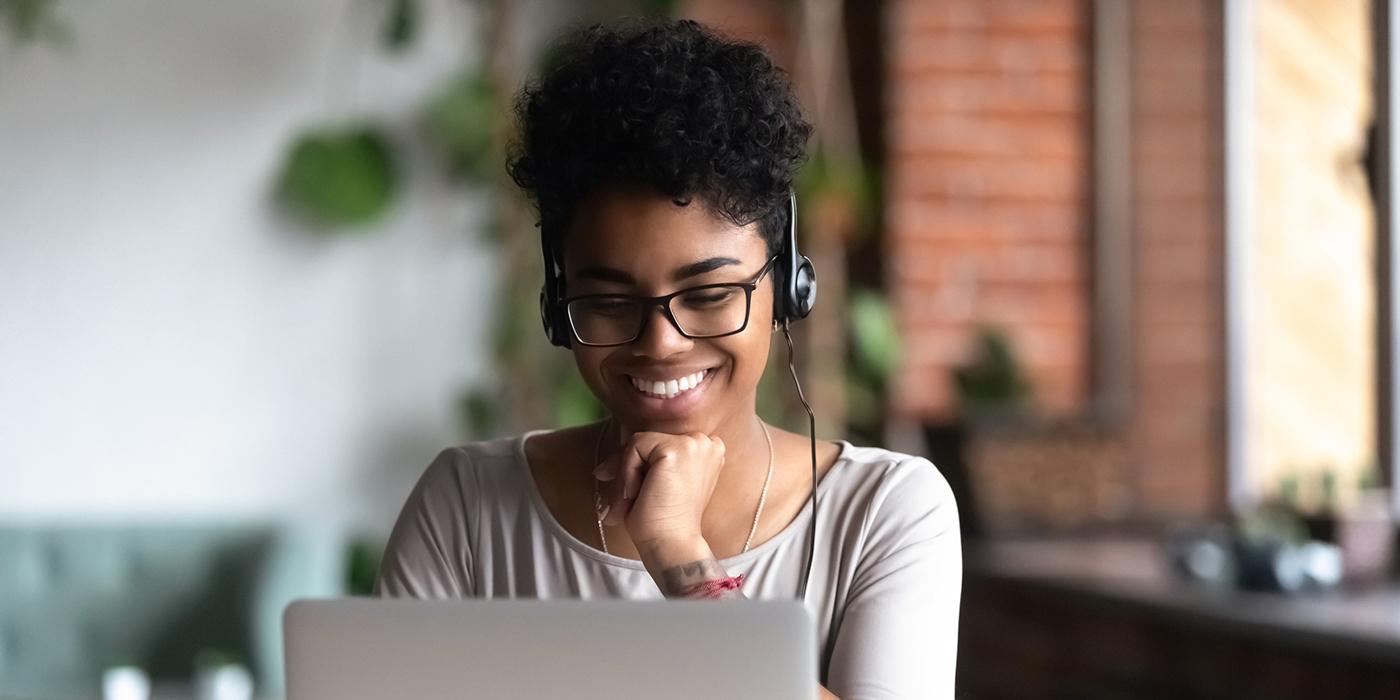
[792,256,817,319]
[539,286,554,342]
[539,285,572,348]
[554,302,572,349]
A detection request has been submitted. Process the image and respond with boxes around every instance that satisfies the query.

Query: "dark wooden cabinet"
[957,539,1400,699]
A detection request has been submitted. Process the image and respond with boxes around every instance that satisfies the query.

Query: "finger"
[598,435,647,526]
[639,439,683,495]
[604,490,634,526]
[594,484,611,523]
[618,436,650,501]
[592,448,618,482]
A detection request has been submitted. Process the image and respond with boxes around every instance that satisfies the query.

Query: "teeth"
[630,369,709,399]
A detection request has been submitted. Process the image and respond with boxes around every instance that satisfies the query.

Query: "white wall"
[0,0,502,529]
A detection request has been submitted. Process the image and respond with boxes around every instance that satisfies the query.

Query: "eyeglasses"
[562,256,779,347]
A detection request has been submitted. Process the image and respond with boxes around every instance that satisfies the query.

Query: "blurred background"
[2,0,1398,698]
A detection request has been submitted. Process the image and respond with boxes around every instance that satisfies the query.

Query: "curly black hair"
[506,18,812,265]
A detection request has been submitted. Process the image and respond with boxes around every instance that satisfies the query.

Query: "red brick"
[890,113,1085,159]
[891,33,1086,74]
[889,201,1083,240]
[894,0,1082,34]
[891,71,1084,117]
[892,154,1086,200]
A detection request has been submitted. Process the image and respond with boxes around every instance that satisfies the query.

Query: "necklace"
[592,416,774,556]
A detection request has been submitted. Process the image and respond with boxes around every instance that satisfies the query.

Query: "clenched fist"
[593,430,727,549]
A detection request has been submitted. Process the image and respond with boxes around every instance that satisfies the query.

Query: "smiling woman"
[374,18,962,699]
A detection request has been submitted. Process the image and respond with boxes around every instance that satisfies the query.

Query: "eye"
[578,297,636,317]
[680,288,736,308]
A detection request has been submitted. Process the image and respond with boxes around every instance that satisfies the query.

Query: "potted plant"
[922,325,1032,541]
[1304,464,1395,586]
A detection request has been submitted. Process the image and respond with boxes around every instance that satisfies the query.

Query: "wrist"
[636,535,712,571]
[637,536,730,598]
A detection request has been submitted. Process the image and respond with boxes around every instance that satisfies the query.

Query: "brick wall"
[680,0,792,69]
[1128,0,1226,518]
[885,0,1227,520]
[885,0,1092,422]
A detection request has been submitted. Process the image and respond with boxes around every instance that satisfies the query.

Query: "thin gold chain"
[592,416,774,555]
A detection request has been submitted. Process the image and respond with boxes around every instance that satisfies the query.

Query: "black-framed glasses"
[562,256,779,347]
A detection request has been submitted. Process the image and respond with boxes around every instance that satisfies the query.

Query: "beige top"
[375,428,962,699]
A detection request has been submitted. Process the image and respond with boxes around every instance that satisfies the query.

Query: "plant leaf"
[381,0,418,52]
[423,71,499,183]
[275,125,398,228]
[848,288,901,380]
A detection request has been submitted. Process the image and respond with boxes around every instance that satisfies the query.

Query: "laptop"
[283,598,816,699]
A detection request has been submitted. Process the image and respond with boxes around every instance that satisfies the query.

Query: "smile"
[627,368,712,400]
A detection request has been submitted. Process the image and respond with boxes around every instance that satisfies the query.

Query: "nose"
[633,302,693,357]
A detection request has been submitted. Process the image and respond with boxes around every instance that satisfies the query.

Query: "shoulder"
[402,432,537,508]
[831,442,959,538]
[833,442,956,505]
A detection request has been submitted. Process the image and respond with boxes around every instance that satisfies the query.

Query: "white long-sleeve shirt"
[375,428,962,699]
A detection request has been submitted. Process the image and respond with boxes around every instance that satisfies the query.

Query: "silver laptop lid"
[284,598,816,699]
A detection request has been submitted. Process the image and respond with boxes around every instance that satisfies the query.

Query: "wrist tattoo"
[660,557,744,599]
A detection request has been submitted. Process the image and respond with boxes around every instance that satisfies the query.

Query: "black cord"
[780,318,817,603]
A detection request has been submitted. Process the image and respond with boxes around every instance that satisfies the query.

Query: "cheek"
[724,328,771,385]
[572,349,612,397]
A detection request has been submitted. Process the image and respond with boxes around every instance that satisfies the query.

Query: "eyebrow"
[573,256,744,285]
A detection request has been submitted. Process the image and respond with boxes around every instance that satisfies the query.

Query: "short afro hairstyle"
[506,18,813,266]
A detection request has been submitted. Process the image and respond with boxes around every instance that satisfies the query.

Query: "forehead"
[562,188,765,273]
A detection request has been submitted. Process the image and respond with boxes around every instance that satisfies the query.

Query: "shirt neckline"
[516,426,854,571]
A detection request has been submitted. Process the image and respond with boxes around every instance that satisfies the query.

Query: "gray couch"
[0,523,347,698]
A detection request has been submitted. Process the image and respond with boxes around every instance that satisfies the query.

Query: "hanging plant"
[1,0,70,45]
[380,0,418,52]
[274,125,399,228]
[423,70,500,184]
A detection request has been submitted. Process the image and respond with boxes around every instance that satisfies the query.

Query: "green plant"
[1320,468,1337,510]
[953,325,1030,418]
[423,71,501,184]
[1278,470,1300,507]
[1,0,69,44]
[844,288,900,438]
[274,125,398,227]
[381,0,418,52]
[1236,502,1308,547]
[346,537,385,596]
[1359,459,1382,490]
[796,152,879,243]
[193,648,244,671]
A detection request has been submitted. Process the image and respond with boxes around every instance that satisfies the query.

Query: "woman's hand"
[592,430,726,551]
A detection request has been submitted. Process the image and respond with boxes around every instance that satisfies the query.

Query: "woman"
[375,18,961,699]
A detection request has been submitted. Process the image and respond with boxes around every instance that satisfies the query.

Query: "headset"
[537,192,822,602]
